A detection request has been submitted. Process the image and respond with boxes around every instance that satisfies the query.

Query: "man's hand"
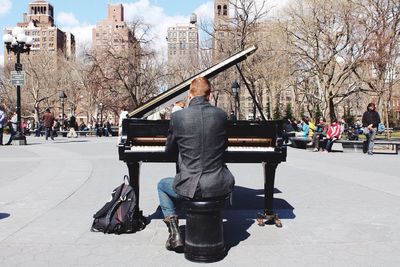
[368,124,373,130]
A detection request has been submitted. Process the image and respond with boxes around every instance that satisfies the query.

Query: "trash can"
[183,195,228,263]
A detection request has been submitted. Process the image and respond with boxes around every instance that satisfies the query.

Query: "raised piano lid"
[128,45,258,119]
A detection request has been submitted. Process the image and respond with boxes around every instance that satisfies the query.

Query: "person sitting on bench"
[312,117,328,152]
[157,77,235,252]
[323,118,341,152]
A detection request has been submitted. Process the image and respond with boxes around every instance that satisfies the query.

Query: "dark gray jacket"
[166,96,235,199]
[362,110,380,128]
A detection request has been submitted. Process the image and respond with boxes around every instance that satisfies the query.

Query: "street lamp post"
[231,81,240,120]
[59,91,67,127]
[3,27,33,145]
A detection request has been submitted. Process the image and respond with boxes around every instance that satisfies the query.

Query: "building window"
[42,31,46,36]
[223,5,228,15]
[217,5,221,15]
[42,37,46,42]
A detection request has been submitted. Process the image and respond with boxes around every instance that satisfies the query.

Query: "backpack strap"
[124,175,130,185]
[93,183,125,219]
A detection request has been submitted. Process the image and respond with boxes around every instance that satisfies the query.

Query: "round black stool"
[183,195,228,263]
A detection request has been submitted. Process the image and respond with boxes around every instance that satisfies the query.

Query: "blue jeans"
[157,177,182,218]
[45,127,53,140]
[365,128,377,153]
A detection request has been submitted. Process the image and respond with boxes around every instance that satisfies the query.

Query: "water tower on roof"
[190,13,197,24]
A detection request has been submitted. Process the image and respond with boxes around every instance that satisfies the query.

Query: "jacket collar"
[189,96,209,106]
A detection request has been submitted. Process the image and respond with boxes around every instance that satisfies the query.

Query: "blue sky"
[0,0,214,65]
[0,0,210,25]
[1,0,288,65]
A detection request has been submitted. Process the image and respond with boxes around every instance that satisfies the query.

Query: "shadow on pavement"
[147,185,296,221]
[0,213,10,220]
[228,185,296,220]
[52,140,90,144]
[146,185,295,260]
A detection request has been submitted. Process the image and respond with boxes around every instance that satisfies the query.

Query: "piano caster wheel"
[256,212,282,228]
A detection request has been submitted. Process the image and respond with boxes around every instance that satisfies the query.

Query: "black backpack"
[91,176,145,234]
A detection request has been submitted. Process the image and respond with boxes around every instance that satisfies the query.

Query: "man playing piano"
[157,76,235,251]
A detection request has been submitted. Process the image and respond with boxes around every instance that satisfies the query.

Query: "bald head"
[189,77,211,100]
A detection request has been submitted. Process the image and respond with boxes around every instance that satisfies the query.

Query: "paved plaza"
[0,135,400,266]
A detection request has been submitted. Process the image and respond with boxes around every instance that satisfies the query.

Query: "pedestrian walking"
[0,104,5,145]
[42,108,55,140]
[5,112,17,145]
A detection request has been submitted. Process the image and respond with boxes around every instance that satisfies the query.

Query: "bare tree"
[353,0,400,127]
[281,0,369,119]
[85,19,167,117]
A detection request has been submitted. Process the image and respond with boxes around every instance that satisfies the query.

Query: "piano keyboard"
[130,146,275,152]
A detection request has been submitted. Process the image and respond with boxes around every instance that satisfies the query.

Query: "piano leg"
[256,162,282,228]
[126,161,146,231]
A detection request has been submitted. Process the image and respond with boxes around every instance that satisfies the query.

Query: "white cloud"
[55,11,94,54]
[57,12,80,27]
[54,0,292,59]
[123,0,190,58]
[0,0,11,16]
[64,24,94,52]
[193,1,214,22]
[0,54,4,67]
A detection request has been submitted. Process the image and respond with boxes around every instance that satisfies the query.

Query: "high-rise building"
[3,0,75,68]
[92,4,134,52]
[167,14,199,67]
[213,0,231,62]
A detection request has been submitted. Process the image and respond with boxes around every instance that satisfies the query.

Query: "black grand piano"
[118,45,287,227]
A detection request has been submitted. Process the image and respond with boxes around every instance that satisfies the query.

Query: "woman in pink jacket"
[324,118,341,152]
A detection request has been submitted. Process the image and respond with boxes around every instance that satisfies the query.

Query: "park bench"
[383,128,394,139]
[56,130,96,137]
[289,136,312,149]
[336,139,400,155]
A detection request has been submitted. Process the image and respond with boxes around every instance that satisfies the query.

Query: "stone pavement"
[0,135,400,266]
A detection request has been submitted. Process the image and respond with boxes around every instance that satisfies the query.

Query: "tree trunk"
[328,93,336,120]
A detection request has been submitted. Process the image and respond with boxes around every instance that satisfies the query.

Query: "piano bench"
[182,195,229,263]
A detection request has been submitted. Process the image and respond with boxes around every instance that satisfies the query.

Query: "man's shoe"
[163,215,183,251]
[367,151,373,155]
[313,148,318,152]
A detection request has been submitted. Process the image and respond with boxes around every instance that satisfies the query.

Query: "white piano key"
[130,146,274,152]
